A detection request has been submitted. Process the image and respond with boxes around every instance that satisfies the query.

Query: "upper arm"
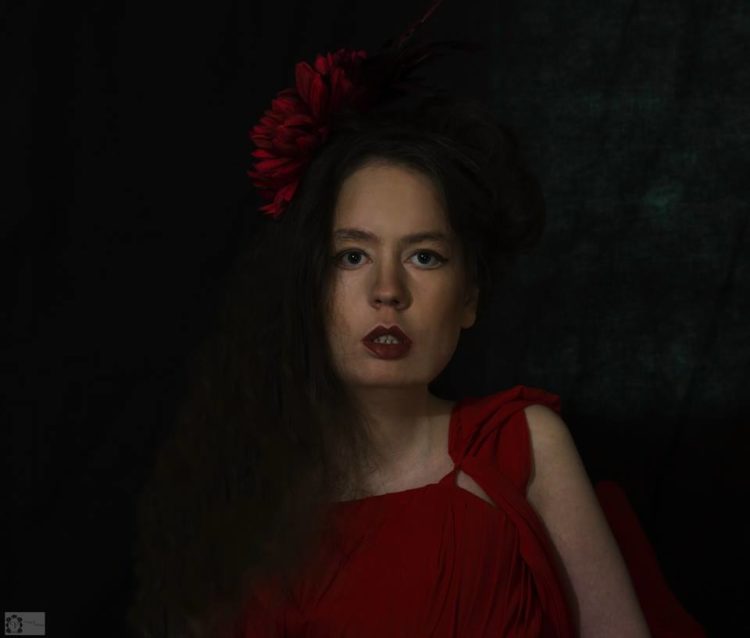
[523,404,652,638]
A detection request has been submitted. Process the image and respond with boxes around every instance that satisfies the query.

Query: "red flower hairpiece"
[247,49,370,218]
[247,0,483,219]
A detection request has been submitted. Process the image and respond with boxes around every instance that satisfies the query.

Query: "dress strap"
[445,386,574,637]
[461,455,576,637]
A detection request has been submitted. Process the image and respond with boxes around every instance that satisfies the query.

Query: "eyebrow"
[333,227,453,246]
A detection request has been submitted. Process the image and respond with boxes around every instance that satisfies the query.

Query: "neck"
[351,386,449,474]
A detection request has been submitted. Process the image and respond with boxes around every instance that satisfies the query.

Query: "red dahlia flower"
[247,49,369,219]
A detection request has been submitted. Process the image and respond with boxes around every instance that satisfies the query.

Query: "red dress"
[240,385,576,637]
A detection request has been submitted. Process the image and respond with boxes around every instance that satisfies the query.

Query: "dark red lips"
[363,325,411,344]
[362,325,412,360]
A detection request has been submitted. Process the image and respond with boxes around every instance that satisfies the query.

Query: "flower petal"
[306,74,329,120]
[250,148,275,159]
[295,61,316,102]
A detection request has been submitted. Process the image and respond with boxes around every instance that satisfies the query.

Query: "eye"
[332,249,448,269]
[410,250,447,267]
[334,250,367,267]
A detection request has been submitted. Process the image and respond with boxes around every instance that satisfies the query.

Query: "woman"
[127,4,651,637]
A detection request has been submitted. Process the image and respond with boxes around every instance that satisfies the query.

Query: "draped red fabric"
[237,386,571,636]
[594,481,706,638]
[237,385,703,637]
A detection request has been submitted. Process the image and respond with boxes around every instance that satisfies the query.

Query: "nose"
[370,261,410,309]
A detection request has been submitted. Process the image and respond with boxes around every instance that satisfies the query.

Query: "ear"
[461,283,479,329]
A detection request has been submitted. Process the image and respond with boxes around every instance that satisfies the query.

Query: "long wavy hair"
[127,94,546,638]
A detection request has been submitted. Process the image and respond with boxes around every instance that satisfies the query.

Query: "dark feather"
[384,0,446,50]
[361,0,486,107]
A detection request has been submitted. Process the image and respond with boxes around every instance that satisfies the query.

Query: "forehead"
[333,162,451,233]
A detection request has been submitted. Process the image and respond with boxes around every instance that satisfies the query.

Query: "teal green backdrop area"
[4,0,748,635]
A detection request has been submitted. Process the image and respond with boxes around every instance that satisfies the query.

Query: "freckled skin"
[326,162,479,391]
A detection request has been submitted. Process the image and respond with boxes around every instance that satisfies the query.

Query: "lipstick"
[362,325,412,360]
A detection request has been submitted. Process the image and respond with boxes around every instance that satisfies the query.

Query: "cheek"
[328,282,350,323]
[432,285,467,323]
[326,284,357,345]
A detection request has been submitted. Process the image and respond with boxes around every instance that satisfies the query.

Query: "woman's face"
[325,161,479,390]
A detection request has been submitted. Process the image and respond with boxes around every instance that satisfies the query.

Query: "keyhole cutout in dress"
[455,468,497,509]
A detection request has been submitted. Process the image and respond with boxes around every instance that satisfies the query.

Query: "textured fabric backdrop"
[4,0,748,635]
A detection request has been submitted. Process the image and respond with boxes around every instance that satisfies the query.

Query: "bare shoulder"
[523,404,576,508]
[522,404,652,638]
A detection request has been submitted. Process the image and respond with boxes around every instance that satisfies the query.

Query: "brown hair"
[127,94,546,637]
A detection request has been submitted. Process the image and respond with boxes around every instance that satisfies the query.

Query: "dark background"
[3,0,748,635]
